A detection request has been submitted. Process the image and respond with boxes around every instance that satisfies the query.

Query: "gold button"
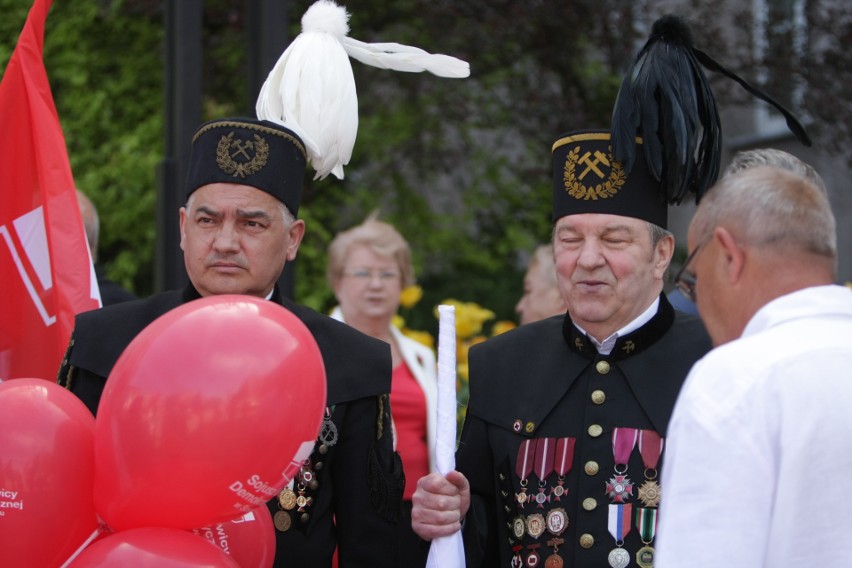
[595,360,611,374]
[579,533,595,548]
[588,424,603,438]
[582,497,597,511]
[591,389,606,404]
[584,460,599,475]
[525,421,535,433]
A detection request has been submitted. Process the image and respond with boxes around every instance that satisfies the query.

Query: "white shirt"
[575,297,659,355]
[656,285,852,568]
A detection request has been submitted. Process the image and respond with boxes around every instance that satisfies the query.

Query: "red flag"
[0,0,101,381]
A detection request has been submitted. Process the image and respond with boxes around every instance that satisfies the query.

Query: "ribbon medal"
[550,437,575,501]
[516,439,534,508]
[637,430,664,508]
[533,438,555,508]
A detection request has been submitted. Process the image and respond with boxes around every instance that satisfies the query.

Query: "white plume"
[256,0,470,180]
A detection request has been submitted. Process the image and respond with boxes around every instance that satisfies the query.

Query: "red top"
[390,361,429,501]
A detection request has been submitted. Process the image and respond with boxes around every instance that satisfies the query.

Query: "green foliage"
[0,0,630,313]
[2,0,163,296]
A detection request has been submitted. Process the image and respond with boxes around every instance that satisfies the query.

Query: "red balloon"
[67,527,241,567]
[94,295,326,531]
[0,379,98,568]
[192,505,275,568]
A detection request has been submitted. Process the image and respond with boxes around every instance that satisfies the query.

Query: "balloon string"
[59,522,107,568]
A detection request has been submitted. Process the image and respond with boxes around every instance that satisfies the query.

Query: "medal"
[516,439,534,508]
[278,487,297,510]
[545,508,568,536]
[607,547,630,568]
[606,475,634,503]
[637,430,664,507]
[511,546,524,568]
[319,407,338,447]
[533,438,555,508]
[608,428,637,503]
[545,537,564,568]
[525,544,541,567]
[637,480,661,507]
[550,437,575,502]
[635,506,658,567]
[526,513,545,539]
[512,515,527,540]
[273,510,292,532]
[607,503,632,568]
[636,545,655,568]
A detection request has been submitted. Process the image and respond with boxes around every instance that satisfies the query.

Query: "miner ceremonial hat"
[185,118,307,215]
[551,130,663,226]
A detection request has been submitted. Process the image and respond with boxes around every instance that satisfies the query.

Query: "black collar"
[562,293,676,361]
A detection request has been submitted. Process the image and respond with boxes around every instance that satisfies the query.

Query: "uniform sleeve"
[333,394,404,567]
[56,332,105,416]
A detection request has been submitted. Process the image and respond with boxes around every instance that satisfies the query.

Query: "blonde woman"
[328,215,437,567]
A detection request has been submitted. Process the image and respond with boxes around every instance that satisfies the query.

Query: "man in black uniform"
[411,14,812,566]
[412,128,711,568]
[58,118,403,567]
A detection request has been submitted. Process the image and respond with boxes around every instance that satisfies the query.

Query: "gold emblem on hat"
[563,145,626,200]
[217,132,270,178]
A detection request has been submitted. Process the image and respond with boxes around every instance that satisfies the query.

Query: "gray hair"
[327,212,415,288]
[76,190,99,261]
[724,148,828,195]
[648,222,673,246]
[695,166,837,268]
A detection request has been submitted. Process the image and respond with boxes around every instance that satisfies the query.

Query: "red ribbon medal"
[533,438,556,508]
[550,437,575,501]
[516,439,535,508]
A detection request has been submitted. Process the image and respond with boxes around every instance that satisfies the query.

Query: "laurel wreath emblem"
[563,146,626,200]
[216,132,270,178]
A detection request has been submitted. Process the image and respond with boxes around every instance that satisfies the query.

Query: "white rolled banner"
[426,304,465,568]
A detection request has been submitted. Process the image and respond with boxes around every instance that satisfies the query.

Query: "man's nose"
[212,223,240,252]
[576,240,605,268]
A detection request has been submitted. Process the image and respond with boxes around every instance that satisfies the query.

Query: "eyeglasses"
[674,235,711,303]
[344,268,401,282]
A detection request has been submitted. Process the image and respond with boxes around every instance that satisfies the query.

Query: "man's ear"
[653,233,676,280]
[715,227,745,284]
[179,207,188,252]
[286,219,306,261]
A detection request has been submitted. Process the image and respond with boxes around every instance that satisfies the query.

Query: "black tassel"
[611,14,811,206]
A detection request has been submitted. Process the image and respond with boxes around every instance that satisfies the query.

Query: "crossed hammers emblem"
[577,150,610,180]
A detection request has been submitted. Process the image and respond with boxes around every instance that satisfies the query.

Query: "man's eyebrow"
[235,209,273,221]
[194,205,222,218]
[601,224,635,236]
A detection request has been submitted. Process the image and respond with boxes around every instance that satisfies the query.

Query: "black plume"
[611,15,719,205]
[611,15,811,206]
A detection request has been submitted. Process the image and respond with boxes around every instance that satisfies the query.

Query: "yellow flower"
[457,362,469,381]
[400,285,424,309]
[438,299,495,340]
[491,320,517,336]
[403,328,435,350]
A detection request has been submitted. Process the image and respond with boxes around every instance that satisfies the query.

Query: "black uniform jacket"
[57,285,403,568]
[457,295,710,567]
